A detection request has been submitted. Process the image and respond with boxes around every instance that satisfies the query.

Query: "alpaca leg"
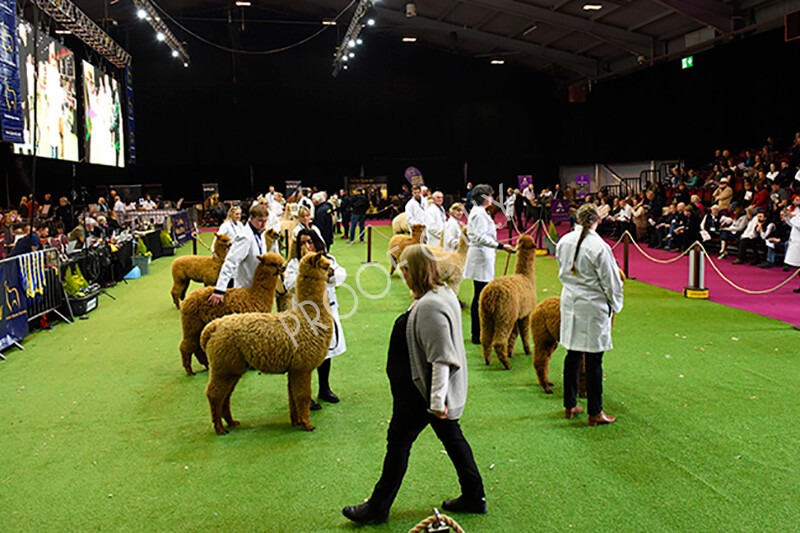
[506,322,519,361]
[288,369,315,431]
[222,375,242,429]
[171,284,182,309]
[206,374,236,435]
[517,316,532,355]
[179,337,198,376]
[533,340,556,394]
[480,319,495,366]
[492,321,515,370]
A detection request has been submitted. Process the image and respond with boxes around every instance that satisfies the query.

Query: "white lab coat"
[405,197,426,227]
[783,212,800,267]
[442,217,463,252]
[464,205,499,283]
[284,255,347,358]
[556,227,624,353]
[425,204,447,247]
[213,219,244,248]
[215,223,269,291]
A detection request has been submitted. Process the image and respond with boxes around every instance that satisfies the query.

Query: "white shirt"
[615,204,634,222]
[740,216,759,240]
[442,217,463,252]
[464,205,499,283]
[556,227,624,352]
[405,197,426,227]
[298,197,314,219]
[783,212,800,267]
[425,204,447,247]
[215,222,269,291]
[213,219,244,248]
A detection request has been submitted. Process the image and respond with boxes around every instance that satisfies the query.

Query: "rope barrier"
[331,227,369,252]
[408,513,465,533]
[624,232,693,264]
[696,242,800,295]
[371,226,395,241]
[191,232,213,252]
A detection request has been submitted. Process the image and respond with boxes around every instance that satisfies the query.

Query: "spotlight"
[348,39,356,48]
[343,65,349,70]
[156,32,165,41]
[342,55,349,61]
[366,18,375,26]
[582,3,603,10]
[137,8,147,19]
[183,62,189,67]
[402,36,416,43]
[349,52,355,58]
[356,38,363,45]
[235,1,251,6]
[172,50,179,58]
[322,20,337,26]
[491,59,505,65]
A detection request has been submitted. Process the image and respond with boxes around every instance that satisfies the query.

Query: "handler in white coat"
[209,204,271,303]
[782,197,800,294]
[405,185,427,234]
[212,206,244,248]
[442,203,466,252]
[284,228,347,409]
[463,184,516,344]
[424,191,447,247]
[556,203,624,426]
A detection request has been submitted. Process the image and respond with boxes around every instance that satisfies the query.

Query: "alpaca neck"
[514,249,536,278]
[457,234,469,258]
[412,229,423,243]
[249,268,279,298]
[295,276,328,310]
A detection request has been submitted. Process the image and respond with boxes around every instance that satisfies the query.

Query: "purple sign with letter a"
[575,174,591,198]
[550,199,571,223]
[518,175,532,190]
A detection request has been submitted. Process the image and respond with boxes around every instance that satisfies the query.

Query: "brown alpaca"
[170,234,231,309]
[392,212,409,234]
[178,253,283,376]
[202,252,334,434]
[388,224,425,274]
[479,235,537,370]
[425,227,469,295]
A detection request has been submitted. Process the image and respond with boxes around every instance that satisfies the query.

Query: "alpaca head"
[265,229,280,249]
[411,224,425,241]
[298,251,333,283]
[257,253,286,275]
[516,235,536,251]
[213,234,232,256]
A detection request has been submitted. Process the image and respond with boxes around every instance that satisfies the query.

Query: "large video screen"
[14,21,79,161]
[82,61,125,167]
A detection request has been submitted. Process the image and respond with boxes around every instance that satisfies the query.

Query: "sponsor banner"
[0,1,24,143]
[0,259,28,350]
[125,65,136,164]
[550,199,571,223]
[517,175,533,190]
[575,174,591,198]
[171,211,192,246]
[404,166,424,187]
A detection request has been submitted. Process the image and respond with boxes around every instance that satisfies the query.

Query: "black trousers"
[470,280,488,342]
[564,350,605,416]
[368,385,484,515]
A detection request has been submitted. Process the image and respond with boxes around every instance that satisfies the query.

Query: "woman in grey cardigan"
[342,245,486,525]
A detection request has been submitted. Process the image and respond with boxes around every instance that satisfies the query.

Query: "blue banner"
[171,211,192,246]
[125,65,136,164]
[0,259,28,351]
[0,0,24,143]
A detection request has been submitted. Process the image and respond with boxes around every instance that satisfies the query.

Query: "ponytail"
[570,225,591,274]
[569,203,602,274]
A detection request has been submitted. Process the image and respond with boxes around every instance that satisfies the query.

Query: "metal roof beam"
[651,0,731,32]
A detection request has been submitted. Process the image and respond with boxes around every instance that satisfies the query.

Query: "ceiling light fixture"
[332,0,378,76]
[402,36,417,42]
[582,4,603,11]
[235,1,251,6]
[322,20,337,26]
[132,0,190,65]
[491,59,505,65]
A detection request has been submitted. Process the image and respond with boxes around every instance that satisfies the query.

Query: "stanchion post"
[362,226,376,264]
[684,243,709,299]
[193,236,197,255]
[623,232,630,279]
[283,229,289,258]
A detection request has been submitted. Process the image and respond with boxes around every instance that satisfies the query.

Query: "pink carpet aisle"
[498,222,799,325]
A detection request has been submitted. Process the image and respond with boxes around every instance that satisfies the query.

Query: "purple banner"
[550,199,571,223]
[517,175,532,190]
[0,0,24,143]
[575,174,591,198]
[404,166,424,187]
[125,65,136,164]
[170,211,192,246]
[0,259,28,350]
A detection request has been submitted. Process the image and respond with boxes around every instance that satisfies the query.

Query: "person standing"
[349,188,369,243]
[424,191,446,247]
[405,185,426,232]
[312,192,334,250]
[339,188,351,240]
[555,203,624,426]
[208,204,271,305]
[782,203,800,294]
[342,245,485,525]
[442,203,465,252]
[213,206,244,248]
[463,184,516,344]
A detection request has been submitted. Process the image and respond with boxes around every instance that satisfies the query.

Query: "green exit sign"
[681,56,694,69]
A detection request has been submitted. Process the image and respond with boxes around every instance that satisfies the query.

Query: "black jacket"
[351,193,369,215]
[314,202,334,248]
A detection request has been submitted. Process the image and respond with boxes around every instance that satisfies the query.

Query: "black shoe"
[319,390,340,404]
[783,266,791,272]
[342,503,388,525]
[471,338,481,345]
[310,399,322,411]
[442,496,487,514]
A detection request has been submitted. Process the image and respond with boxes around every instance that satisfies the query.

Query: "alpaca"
[178,253,283,376]
[387,224,425,274]
[425,227,469,295]
[170,234,232,309]
[392,212,409,235]
[202,252,334,434]
[479,235,537,370]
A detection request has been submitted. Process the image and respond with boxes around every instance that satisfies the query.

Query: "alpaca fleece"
[479,235,537,369]
[425,227,469,295]
[392,212,410,235]
[178,253,283,376]
[201,252,334,434]
[170,233,231,309]
[388,224,425,274]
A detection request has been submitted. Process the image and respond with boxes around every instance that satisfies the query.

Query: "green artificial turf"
[2,233,799,532]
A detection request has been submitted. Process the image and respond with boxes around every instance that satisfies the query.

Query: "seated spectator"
[93,216,108,239]
[17,196,29,219]
[107,210,122,233]
[718,206,748,258]
[707,163,724,188]
[751,179,771,210]
[760,213,789,269]
[55,197,74,231]
[769,182,789,212]
[670,204,700,252]
[651,203,677,248]
[674,182,690,205]
[700,205,731,242]
[690,194,705,218]
[686,170,703,187]
[733,179,755,209]
[776,160,796,188]
[712,178,733,210]
[766,162,779,182]
[67,217,97,253]
[97,197,109,212]
[9,223,48,257]
[752,153,767,174]
[614,197,635,239]
[733,209,766,265]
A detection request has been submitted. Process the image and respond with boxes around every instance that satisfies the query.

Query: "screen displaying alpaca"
[82,60,125,167]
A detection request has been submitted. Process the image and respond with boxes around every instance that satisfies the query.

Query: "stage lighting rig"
[332,0,377,77]
[130,0,190,65]
[34,0,131,67]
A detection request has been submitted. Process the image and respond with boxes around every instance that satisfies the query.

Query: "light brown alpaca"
[392,212,409,234]
[178,253,283,376]
[202,252,334,434]
[170,234,231,309]
[388,224,425,274]
[425,227,469,295]
[479,235,537,370]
